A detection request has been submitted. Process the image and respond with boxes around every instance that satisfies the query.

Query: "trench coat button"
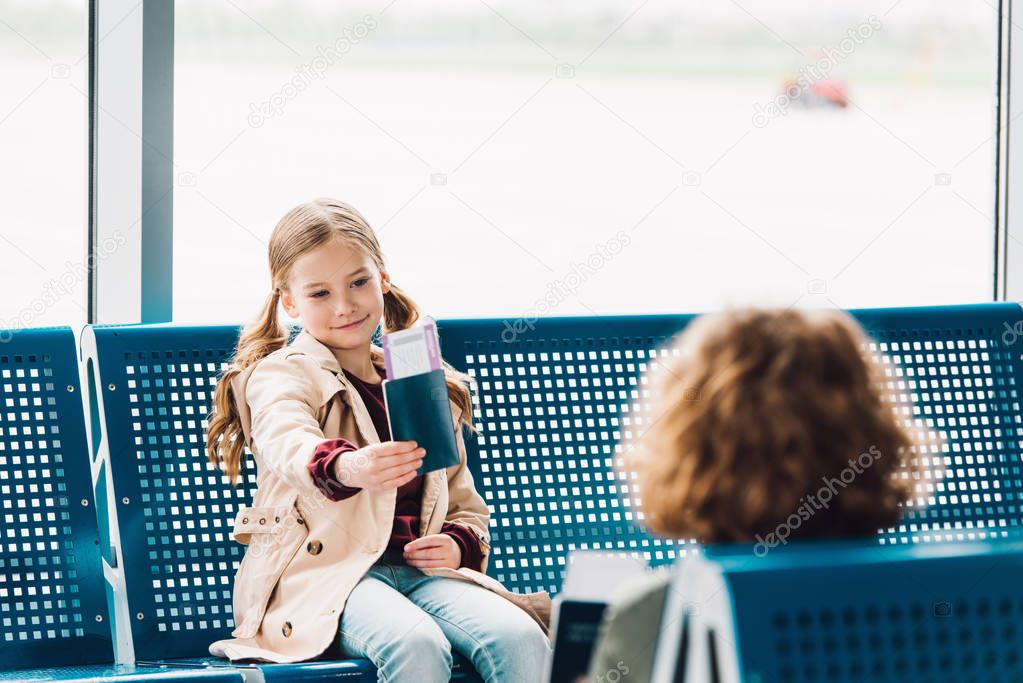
[241,517,249,524]
[282,621,293,637]
[296,518,305,525]
[307,540,323,555]
[259,518,266,525]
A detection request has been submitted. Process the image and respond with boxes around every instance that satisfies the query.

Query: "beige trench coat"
[208,329,552,663]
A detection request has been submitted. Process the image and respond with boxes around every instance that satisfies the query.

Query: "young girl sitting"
[586,308,925,683]
[205,198,551,681]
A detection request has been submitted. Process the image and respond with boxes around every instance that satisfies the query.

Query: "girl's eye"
[351,278,369,288]
[311,290,328,298]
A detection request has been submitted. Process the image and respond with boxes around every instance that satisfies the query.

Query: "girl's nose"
[334,298,357,318]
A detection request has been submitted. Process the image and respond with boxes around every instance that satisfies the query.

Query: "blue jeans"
[337,549,550,683]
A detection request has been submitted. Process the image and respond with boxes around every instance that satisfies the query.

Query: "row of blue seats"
[653,537,1023,682]
[2,303,1023,681]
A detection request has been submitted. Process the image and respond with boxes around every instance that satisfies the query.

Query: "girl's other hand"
[403,534,461,569]
[333,440,425,492]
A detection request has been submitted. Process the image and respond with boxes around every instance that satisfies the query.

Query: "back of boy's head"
[626,308,925,545]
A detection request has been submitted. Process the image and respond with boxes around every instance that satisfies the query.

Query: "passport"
[381,320,460,474]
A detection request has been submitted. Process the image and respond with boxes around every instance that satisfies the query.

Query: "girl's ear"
[379,270,391,295]
[279,288,298,317]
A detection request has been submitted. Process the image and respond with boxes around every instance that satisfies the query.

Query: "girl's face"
[279,238,390,352]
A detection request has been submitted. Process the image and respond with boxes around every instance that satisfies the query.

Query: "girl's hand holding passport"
[332,318,462,491]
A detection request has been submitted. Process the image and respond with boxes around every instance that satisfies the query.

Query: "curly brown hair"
[625,308,928,544]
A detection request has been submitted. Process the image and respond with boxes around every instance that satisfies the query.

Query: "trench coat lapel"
[284,329,384,446]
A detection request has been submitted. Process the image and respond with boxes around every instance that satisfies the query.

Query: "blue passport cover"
[382,368,460,474]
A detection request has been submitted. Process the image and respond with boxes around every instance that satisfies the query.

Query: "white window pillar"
[88,0,174,324]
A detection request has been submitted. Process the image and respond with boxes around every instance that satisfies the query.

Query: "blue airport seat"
[436,302,1023,595]
[0,666,243,683]
[81,324,481,682]
[852,303,1023,544]
[652,538,1023,683]
[0,327,243,683]
[435,313,699,594]
[78,302,1023,678]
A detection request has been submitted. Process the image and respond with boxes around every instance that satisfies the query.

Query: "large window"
[148,1,1007,322]
[1,1,88,332]
[0,2,1004,332]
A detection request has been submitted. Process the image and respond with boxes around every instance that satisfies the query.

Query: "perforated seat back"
[86,303,1023,657]
[853,304,1023,543]
[0,328,111,669]
[436,303,1023,595]
[436,314,698,595]
[717,540,1023,683]
[86,325,257,660]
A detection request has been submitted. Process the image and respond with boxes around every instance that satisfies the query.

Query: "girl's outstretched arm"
[246,354,332,497]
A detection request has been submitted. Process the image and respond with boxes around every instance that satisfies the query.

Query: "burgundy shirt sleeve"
[440,522,484,572]
[308,438,364,501]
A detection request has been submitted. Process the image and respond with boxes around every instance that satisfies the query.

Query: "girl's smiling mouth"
[333,315,368,331]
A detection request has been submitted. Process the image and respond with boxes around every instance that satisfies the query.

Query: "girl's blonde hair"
[206,198,475,484]
[625,308,926,543]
